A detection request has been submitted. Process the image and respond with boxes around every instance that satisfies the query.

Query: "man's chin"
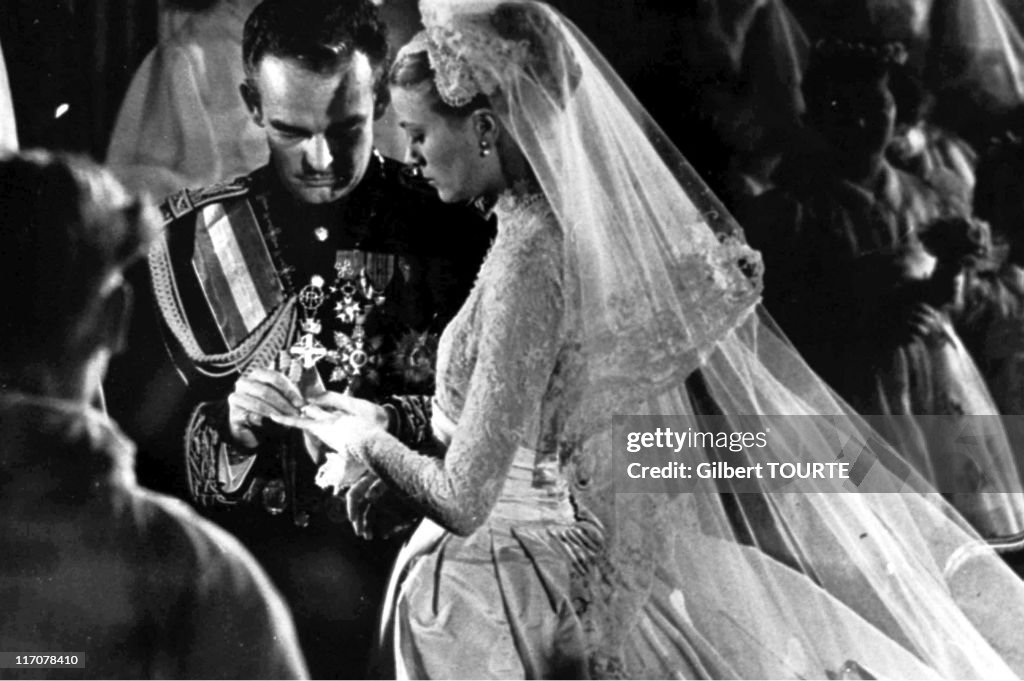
[291,182,355,205]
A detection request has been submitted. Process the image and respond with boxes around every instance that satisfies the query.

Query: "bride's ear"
[471,109,500,148]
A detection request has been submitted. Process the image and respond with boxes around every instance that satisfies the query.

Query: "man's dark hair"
[243,0,391,114]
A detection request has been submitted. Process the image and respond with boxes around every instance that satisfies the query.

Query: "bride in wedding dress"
[273,1,1024,677]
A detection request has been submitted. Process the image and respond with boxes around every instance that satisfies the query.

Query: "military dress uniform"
[115,151,491,678]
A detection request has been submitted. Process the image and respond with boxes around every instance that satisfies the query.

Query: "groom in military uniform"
[106,0,490,676]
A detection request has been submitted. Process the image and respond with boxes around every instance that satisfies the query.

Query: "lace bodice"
[353,191,574,534]
[436,191,570,449]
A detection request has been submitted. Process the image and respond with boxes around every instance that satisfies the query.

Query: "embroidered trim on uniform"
[168,189,193,220]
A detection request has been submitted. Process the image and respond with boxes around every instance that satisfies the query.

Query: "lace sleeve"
[351,228,563,536]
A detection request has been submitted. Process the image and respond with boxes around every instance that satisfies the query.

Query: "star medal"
[335,252,358,280]
[332,324,371,381]
[334,280,361,325]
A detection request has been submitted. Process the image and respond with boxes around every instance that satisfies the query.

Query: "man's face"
[247,53,376,204]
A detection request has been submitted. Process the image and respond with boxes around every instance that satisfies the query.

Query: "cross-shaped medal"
[289,333,328,369]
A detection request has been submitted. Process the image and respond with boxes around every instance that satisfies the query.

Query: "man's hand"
[227,368,306,449]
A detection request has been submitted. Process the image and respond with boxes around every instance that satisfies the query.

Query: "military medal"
[322,250,396,388]
[334,280,362,325]
[335,251,358,279]
[289,276,329,379]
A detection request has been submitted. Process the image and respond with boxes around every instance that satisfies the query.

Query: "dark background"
[0,0,156,158]
[4,1,1022,201]
[0,1,720,163]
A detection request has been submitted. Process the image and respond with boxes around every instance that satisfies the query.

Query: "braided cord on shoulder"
[149,235,298,378]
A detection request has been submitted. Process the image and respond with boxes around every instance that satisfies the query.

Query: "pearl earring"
[480,140,491,157]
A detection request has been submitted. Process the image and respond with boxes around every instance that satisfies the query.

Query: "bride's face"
[391,85,501,203]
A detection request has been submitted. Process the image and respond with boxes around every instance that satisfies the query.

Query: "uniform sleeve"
[104,258,199,498]
[185,399,266,508]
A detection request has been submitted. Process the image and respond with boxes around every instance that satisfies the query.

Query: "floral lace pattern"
[423,23,531,106]
[564,228,764,448]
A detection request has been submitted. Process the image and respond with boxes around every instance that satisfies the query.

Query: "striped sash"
[191,200,284,348]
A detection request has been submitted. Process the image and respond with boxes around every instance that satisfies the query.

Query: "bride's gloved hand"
[272,405,382,502]
[307,391,391,431]
[270,404,382,458]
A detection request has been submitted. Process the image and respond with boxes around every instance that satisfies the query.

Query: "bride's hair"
[388,49,491,119]
[390,1,580,119]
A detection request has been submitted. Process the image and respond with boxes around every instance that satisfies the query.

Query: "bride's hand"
[270,405,384,457]
[307,391,391,431]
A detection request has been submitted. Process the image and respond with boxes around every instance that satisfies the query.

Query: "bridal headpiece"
[401,0,581,108]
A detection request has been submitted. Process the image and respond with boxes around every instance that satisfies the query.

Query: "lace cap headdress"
[398,2,1024,677]
[402,0,581,110]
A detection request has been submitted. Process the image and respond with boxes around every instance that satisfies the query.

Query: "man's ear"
[240,81,264,126]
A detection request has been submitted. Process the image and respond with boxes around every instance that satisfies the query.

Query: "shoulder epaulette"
[160,176,252,225]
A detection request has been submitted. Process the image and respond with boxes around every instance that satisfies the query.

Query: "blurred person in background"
[106,0,267,198]
[744,39,1024,542]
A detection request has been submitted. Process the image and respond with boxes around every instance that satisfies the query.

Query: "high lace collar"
[493,185,549,226]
